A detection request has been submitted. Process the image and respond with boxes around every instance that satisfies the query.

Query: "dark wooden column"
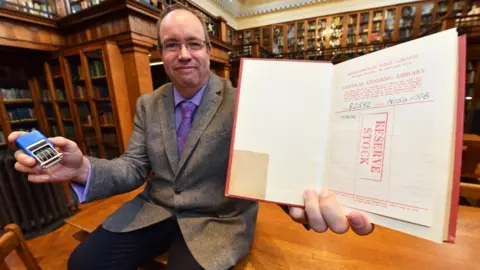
[119,42,155,119]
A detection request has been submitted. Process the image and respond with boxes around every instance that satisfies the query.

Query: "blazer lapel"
[176,73,223,175]
[158,84,179,173]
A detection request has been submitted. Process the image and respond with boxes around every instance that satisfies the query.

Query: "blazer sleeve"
[81,95,152,202]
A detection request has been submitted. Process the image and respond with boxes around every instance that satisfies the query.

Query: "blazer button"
[174,188,181,195]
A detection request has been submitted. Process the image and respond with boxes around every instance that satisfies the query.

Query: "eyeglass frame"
[159,40,210,53]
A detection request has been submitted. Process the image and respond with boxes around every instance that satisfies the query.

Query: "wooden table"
[66,189,480,270]
[464,133,480,143]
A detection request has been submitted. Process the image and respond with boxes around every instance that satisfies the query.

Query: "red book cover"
[446,34,467,243]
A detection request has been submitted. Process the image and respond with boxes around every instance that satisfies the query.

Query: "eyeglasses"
[160,40,209,52]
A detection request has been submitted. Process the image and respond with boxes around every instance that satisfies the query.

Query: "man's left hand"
[289,189,374,235]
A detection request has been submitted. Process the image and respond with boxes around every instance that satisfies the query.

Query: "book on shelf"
[1,88,32,100]
[0,131,5,145]
[92,86,109,99]
[14,127,37,133]
[74,85,87,99]
[55,89,66,101]
[89,60,106,78]
[42,89,51,101]
[8,108,36,121]
[225,29,465,244]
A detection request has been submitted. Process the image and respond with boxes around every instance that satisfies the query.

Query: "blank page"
[226,59,334,206]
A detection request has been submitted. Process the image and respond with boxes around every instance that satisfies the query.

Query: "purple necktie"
[177,101,197,154]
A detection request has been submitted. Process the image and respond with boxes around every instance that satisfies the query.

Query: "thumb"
[48,137,78,152]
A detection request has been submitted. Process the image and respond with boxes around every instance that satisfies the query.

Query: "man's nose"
[178,44,192,60]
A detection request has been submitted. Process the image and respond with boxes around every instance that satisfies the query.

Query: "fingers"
[304,189,328,232]
[7,131,28,143]
[318,189,349,234]
[289,207,308,224]
[14,150,36,167]
[14,162,42,174]
[27,173,52,183]
[48,137,78,152]
[347,211,374,236]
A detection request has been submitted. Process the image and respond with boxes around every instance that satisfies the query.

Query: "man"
[9,4,373,270]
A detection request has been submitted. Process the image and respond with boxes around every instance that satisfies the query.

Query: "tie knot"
[180,101,196,118]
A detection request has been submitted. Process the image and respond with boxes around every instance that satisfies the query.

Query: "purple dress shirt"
[71,82,208,203]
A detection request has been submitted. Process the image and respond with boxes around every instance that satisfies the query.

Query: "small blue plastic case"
[15,130,63,169]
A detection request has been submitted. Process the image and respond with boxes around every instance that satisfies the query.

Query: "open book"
[225,28,465,244]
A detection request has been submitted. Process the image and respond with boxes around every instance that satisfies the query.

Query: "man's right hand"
[8,131,90,185]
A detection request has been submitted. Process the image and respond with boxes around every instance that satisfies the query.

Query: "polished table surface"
[66,188,480,270]
[464,133,480,143]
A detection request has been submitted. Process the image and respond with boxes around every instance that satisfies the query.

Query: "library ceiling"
[212,0,332,16]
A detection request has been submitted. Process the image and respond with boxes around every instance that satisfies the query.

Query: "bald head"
[157,5,210,49]
[157,5,212,98]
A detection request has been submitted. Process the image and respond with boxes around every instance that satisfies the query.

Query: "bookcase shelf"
[239,0,473,57]
[0,41,132,162]
[59,41,131,160]
[0,64,43,148]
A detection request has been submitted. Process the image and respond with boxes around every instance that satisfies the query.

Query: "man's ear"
[206,44,211,55]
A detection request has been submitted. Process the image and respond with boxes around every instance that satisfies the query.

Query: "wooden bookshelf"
[239,0,472,56]
[0,41,133,162]
[59,41,132,160]
[0,65,44,148]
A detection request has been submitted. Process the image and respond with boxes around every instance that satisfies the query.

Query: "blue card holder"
[15,130,63,169]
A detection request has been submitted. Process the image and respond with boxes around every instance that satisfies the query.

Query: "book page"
[226,59,334,206]
[326,29,459,242]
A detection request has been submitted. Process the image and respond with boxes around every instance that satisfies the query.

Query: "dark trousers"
[67,217,204,270]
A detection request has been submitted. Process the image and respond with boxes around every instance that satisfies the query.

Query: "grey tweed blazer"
[82,72,259,270]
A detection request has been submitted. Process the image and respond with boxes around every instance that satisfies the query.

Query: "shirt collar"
[173,79,209,107]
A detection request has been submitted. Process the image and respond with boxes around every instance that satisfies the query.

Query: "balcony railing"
[0,0,57,18]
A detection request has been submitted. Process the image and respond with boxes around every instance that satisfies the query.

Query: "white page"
[226,59,334,206]
[325,28,458,242]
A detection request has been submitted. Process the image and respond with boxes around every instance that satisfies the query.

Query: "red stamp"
[357,113,388,182]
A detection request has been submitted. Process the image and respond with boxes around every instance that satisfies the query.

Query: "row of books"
[2,0,54,18]
[92,86,110,99]
[99,112,115,126]
[8,108,36,122]
[55,89,66,101]
[80,115,94,126]
[60,108,72,119]
[15,127,37,132]
[74,85,87,99]
[64,125,75,138]
[98,103,114,126]
[42,89,67,102]
[51,125,60,137]
[0,131,5,145]
[71,65,84,81]
[89,60,106,78]
[43,85,110,101]
[1,88,32,100]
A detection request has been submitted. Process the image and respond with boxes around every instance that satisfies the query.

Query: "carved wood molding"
[0,6,57,28]
[0,0,232,58]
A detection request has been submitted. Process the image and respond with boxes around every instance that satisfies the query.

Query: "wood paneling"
[0,18,62,51]
[210,46,229,63]
[128,15,158,43]
[63,16,130,47]
[104,42,134,150]
[121,46,154,120]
